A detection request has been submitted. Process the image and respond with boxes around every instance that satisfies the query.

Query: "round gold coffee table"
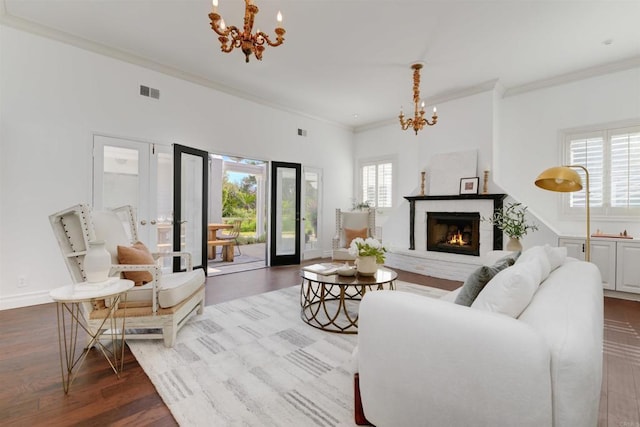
[300,267,397,333]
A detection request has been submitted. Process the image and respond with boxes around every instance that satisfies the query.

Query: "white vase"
[84,240,111,283]
[506,237,523,252]
[356,256,378,276]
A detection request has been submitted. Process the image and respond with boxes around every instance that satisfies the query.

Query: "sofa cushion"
[472,260,541,318]
[344,227,368,248]
[454,256,515,306]
[117,241,154,285]
[544,244,567,271]
[108,268,205,308]
[515,246,551,282]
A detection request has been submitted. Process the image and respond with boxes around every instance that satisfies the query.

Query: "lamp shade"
[534,166,583,193]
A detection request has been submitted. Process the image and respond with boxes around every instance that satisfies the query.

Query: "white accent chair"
[49,204,205,347]
[332,208,377,261]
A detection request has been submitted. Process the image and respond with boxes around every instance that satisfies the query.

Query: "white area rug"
[128,282,448,426]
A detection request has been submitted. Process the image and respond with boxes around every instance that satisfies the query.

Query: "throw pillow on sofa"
[471,260,542,318]
[454,256,516,306]
[544,244,567,271]
[515,245,551,282]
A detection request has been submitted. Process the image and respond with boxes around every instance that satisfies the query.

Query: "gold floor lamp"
[534,165,591,262]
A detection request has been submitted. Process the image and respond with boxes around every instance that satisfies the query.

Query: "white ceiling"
[3,0,640,130]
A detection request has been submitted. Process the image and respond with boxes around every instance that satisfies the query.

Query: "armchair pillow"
[344,227,368,248]
[117,241,154,285]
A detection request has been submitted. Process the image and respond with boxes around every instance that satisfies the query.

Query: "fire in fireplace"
[426,212,480,256]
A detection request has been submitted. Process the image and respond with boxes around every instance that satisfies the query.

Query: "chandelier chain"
[399,63,438,135]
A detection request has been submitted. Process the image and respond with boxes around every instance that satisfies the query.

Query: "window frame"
[560,120,640,220]
[357,155,396,211]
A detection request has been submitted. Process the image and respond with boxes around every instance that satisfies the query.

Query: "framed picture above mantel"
[459,177,479,195]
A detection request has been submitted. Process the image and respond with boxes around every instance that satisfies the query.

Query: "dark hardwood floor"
[0,262,636,426]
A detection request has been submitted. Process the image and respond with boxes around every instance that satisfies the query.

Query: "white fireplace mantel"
[404,194,507,253]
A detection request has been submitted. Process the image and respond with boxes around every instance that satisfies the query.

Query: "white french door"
[93,135,173,268]
[270,162,301,266]
[303,167,323,260]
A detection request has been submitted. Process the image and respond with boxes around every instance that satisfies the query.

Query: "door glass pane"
[276,167,297,256]
[102,146,139,209]
[156,151,173,270]
[304,171,319,251]
[181,154,204,268]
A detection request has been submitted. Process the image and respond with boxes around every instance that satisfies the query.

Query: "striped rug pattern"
[128,282,448,426]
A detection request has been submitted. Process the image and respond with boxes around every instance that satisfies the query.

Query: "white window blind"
[362,165,377,206]
[568,135,603,208]
[564,124,640,217]
[610,130,640,208]
[360,159,394,208]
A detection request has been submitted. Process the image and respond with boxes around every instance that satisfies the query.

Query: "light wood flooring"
[0,262,637,426]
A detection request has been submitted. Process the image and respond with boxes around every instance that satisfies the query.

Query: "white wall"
[355,68,640,256]
[0,25,354,309]
[499,67,640,238]
[354,90,499,251]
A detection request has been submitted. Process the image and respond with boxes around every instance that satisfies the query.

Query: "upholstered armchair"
[49,204,205,347]
[332,208,377,261]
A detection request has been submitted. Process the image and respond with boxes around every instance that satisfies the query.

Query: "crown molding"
[503,56,640,98]
[0,3,351,132]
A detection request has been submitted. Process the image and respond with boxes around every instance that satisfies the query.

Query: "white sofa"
[353,247,603,427]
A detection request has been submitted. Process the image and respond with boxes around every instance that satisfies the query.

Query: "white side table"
[49,278,134,393]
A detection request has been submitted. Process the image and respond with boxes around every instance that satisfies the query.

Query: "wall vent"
[140,85,160,100]
[297,128,307,137]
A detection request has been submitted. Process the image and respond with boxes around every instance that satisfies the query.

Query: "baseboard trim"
[604,289,640,302]
[0,290,52,310]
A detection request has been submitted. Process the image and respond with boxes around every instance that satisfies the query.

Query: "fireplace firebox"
[426,212,480,256]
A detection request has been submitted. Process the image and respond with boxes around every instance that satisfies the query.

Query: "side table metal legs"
[54,294,127,393]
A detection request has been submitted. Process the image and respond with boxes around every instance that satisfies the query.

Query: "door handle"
[140,220,147,226]
[150,220,157,225]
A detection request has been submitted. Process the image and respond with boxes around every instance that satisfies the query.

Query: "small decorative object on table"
[336,262,356,276]
[349,237,386,276]
[84,240,111,283]
[483,202,538,251]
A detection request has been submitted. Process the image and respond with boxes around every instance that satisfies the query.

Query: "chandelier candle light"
[399,63,438,135]
[209,0,285,63]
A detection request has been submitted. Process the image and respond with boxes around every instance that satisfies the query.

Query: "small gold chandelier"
[209,0,285,63]
[399,63,438,135]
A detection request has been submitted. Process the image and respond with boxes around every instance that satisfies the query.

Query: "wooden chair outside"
[216,219,242,257]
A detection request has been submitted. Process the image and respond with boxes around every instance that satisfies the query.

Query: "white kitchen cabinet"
[558,237,629,292]
[616,242,640,294]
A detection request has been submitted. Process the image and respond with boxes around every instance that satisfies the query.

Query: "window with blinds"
[360,159,394,208]
[564,124,640,217]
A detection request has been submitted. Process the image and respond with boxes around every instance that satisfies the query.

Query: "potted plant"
[348,237,386,275]
[484,202,538,251]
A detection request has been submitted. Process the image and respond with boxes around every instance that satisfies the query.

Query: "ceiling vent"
[140,85,160,100]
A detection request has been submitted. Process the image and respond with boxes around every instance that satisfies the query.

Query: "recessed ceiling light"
[603,39,613,46]
[353,113,359,119]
